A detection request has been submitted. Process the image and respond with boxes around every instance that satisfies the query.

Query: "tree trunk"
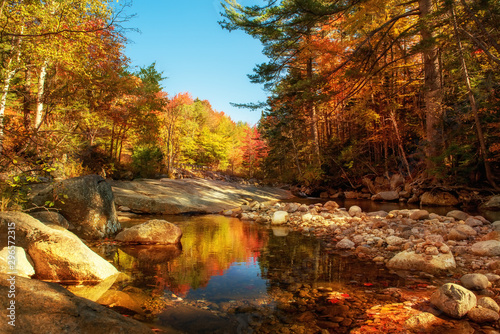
[418,0,443,168]
[0,33,23,155]
[35,60,48,130]
[389,111,412,179]
[451,5,498,189]
[307,57,321,167]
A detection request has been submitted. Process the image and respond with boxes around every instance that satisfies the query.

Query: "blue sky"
[118,0,268,125]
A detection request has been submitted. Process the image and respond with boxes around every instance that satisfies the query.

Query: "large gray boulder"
[0,212,118,281]
[471,240,500,256]
[31,175,120,240]
[0,274,152,334]
[430,283,477,318]
[371,191,399,201]
[115,220,182,245]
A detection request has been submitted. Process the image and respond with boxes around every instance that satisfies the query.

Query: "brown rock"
[467,307,500,323]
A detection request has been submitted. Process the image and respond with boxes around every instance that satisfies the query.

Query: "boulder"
[390,174,405,190]
[0,246,35,278]
[430,283,477,318]
[115,220,182,245]
[0,212,118,281]
[477,297,500,313]
[386,250,456,274]
[31,175,120,240]
[371,191,399,202]
[481,195,500,211]
[29,211,71,229]
[271,211,289,225]
[420,191,459,206]
[0,274,152,334]
[465,217,484,227]
[460,273,489,291]
[471,240,500,256]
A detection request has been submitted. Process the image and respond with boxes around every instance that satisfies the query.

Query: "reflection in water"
[92,214,407,332]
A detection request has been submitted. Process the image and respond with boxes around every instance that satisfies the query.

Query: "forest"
[0,0,499,209]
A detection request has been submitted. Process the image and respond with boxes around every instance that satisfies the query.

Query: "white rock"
[430,283,476,318]
[272,211,289,225]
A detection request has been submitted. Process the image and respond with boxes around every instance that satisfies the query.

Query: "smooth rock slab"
[371,191,399,201]
[386,250,456,274]
[421,191,459,206]
[0,274,152,334]
[430,283,477,318]
[115,220,182,245]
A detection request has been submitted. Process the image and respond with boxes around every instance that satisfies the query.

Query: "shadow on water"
[88,215,409,333]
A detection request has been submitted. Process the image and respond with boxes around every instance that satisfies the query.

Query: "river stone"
[467,307,500,323]
[409,209,430,220]
[0,246,35,278]
[323,200,338,210]
[371,191,399,201]
[478,297,500,312]
[272,211,289,225]
[0,274,152,334]
[430,283,477,318]
[420,191,459,206]
[348,205,362,217]
[460,273,489,290]
[385,236,406,246]
[447,210,469,221]
[115,219,182,244]
[336,238,355,249]
[30,175,120,240]
[386,250,456,274]
[0,212,119,281]
[471,240,500,256]
[465,217,484,227]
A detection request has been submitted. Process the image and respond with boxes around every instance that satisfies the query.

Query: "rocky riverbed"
[215,199,500,332]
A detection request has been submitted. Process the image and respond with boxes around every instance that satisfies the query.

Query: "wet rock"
[430,283,477,318]
[0,246,34,278]
[386,250,456,274]
[467,307,500,323]
[0,274,152,334]
[460,273,489,291]
[447,210,470,221]
[471,240,500,256]
[30,175,120,240]
[115,219,182,245]
[272,211,289,225]
[371,191,399,201]
[420,191,459,207]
